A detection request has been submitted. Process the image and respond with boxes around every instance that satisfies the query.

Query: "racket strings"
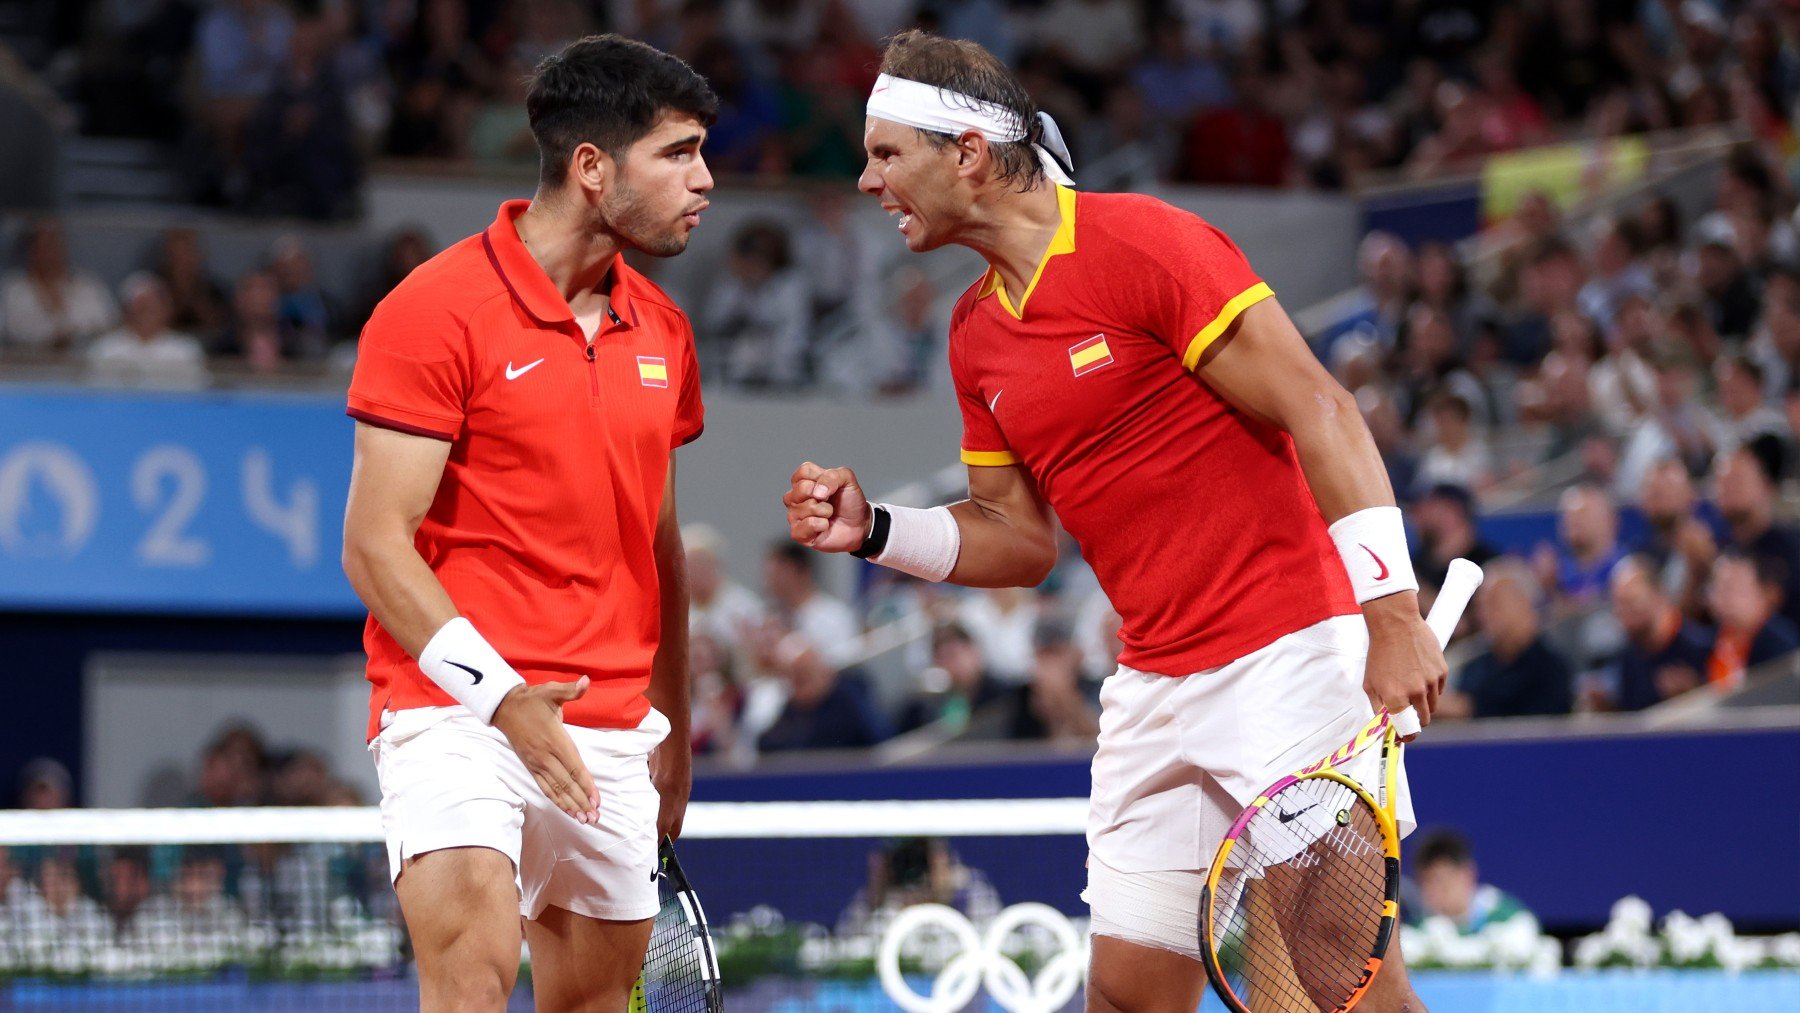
[1212,779,1388,1012]
[640,879,713,1012]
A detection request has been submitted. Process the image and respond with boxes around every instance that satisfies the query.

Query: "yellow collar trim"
[980,184,1077,320]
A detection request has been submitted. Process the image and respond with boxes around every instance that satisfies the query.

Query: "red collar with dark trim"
[482,199,638,329]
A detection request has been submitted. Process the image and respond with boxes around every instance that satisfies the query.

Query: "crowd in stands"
[27,0,1800,211]
[0,737,395,977]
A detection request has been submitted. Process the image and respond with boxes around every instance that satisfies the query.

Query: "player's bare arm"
[1195,298,1447,726]
[646,455,693,840]
[342,421,600,822]
[783,459,1055,587]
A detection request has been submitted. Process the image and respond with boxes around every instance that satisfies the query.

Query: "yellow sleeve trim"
[1180,281,1275,371]
[961,448,1021,466]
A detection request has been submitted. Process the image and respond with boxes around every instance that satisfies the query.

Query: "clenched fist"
[783,461,872,553]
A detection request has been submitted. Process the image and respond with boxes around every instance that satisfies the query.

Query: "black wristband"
[851,505,891,559]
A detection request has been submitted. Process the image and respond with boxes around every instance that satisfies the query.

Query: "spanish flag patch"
[1069,334,1113,377]
[637,355,669,388]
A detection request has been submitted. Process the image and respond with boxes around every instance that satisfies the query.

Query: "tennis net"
[0,800,1092,1012]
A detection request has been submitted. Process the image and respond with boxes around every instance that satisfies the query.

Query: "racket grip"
[1425,557,1484,649]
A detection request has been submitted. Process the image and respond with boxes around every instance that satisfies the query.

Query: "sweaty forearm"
[945,498,1056,588]
[1286,388,1397,522]
[342,531,459,658]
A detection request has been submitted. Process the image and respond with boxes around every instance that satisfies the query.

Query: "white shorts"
[1087,614,1416,876]
[371,705,669,922]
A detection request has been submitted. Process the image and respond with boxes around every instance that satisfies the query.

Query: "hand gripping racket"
[1198,558,1483,1013]
[631,837,724,1013]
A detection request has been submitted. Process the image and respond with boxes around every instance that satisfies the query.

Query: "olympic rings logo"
[877,903,1088,1013]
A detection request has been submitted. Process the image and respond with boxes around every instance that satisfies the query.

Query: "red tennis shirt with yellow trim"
[950,185,1357,675]
[346,200,703,740]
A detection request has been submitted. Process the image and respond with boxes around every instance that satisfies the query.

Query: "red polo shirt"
[347,200,703,739]
[949,186,1356,676]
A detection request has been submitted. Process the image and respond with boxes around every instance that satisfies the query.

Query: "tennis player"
[782,31,1444,1012]
[341,36,712,1011]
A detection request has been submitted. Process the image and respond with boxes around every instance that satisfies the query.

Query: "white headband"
[867,73,1075,186]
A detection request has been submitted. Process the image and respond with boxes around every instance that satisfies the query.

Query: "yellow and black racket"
[631,836,723,1013]
[1198,558,1482,1013]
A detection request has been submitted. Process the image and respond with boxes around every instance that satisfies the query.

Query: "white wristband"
[872,503,962,582]
[417,617,529,723]
[1328,506,1419,604]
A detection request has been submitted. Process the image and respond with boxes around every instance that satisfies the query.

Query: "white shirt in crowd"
[957,589,1040,685]
[1,272,118,351]
[690,579,766,652]
[793,591,861,669]
[86,329,209,389]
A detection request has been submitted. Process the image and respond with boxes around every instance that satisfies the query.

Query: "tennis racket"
[631,836,724,1013]
[1198,558,1483,1013]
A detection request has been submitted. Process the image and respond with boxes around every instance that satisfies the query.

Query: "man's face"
[1417,859,1477,920]
[1611,565,1660,640]
[1640,462,1694,525]
[859,116,968,253]
[604,113,714,257]
[1715,452,1772,528]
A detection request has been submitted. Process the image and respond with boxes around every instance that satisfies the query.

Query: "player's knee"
[421,925,517,1010]
[1082,858,1205,959]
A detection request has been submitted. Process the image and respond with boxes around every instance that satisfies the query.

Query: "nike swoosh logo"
[1360,544,1390,581]
[446,661,483,685]
[505,358,545,380]
[1277,804,1317,824]
[988,389,1004,411]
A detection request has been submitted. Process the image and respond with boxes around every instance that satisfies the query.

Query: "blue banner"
[0,386,360,616]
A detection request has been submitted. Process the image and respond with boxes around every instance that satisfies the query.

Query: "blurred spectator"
[1034,0,1145,96]
[1409,828,1535,934]
[194,0,295,192]
[1637,459,1713,601]
[152,228,228,341]
[1410,484,1499,595]
[356,227,436,332]
[268,749,332,806]
[0,845,24,906]
[703,220,811,387]
[755,634,890,752]
[689,40,781,176]
[12,854,108,951]
[86,273,210,389]
[1130,15,1231,126]
[1577,217,1655,329]
[1747,268,1800,400]
[1533,484,1629,608]
[189,723,268,807]
[792,188,866,329]
[214,270,297,372]
[1713,355,1789,452]
[268,237,336,359]
[1315,232,1413,361]
[385,0,487,158]
[873,265,941,395]
[1702,552,1800,692]
[1010,618,1101,743]
[956,586,1040,685]
[1604,555,1713,713]
[16,757,73,810]
[899,622,1009,735]
[1695,228,1761,340]
[1442,559,1574,719]
[838,836,1001,938]
[1590,294,1658,437]
[1710,447,1800,629]
[1,219,119,356]
[1174,64,1291,188]
[137,847,249,952]
[689,631,741,756]
[242,12,362,219]
[687,524,765,655]
[762,541,859,668]
[1414,392,1494,496]
[1615,351,1719,503]
[103,847,154,935]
